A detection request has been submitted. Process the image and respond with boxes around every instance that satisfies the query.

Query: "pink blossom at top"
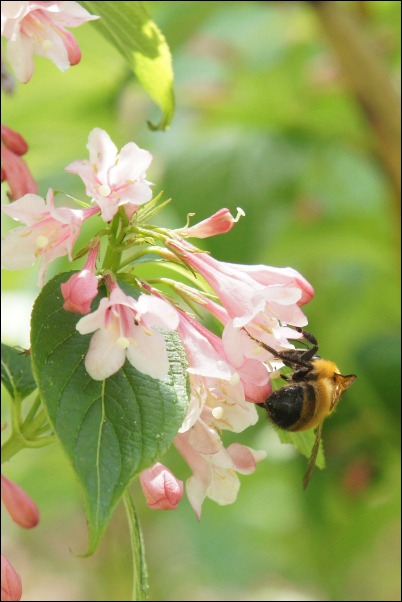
[76,285,179,381]
[1,1,98,83]
[140,463,183,510]
[61,243,100,314]
[1,125,38,200]
[1,475,39,529]
[66,128,153,222]
[1,189,95,285]
[1,555,22,602]
[177,207,245,239]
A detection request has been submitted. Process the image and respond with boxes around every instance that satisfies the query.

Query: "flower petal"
[1,226,38,270]
[87,128,117,182]
[2,193,45,225]
[126,327,170,380]
[84,328,126,380]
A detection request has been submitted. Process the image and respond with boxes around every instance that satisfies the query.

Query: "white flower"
[1,189,86,285]
[66,128,153,222]
[76,286,179,381]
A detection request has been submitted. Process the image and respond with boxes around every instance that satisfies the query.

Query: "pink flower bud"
[1,555,22,602]
[61,270,99,314]
[1,475,40,529]
[61,244,99,314]
[140,463,183,510]
[1,126,28,156]
[1,125,38,200]
[180,207,245,239]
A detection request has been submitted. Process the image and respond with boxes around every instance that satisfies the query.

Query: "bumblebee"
[250,328,356,488]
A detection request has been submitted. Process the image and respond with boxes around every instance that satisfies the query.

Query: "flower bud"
[180,207,245,239]
[61,244,99,314]
[1,125,38,200]
[61,270,99,314]
[1,555,22,602]
[1,475,39,529]
[140,463,183,510]
[1,126,28,156]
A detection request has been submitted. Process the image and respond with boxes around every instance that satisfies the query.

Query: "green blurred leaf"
[78,1,174,130]
[30,274,189,553]
[1,343,37,402]
[277,429,325,470]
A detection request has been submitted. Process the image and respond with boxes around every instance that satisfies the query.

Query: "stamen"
[212,407,224,420]
[116,336,130,349]
[35,235,49,249]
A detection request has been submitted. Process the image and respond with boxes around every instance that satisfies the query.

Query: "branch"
[309,1,401,211]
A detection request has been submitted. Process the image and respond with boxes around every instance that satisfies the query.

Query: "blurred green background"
[1,1,400,601]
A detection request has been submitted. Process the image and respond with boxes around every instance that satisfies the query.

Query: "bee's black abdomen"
[264,385,305,430]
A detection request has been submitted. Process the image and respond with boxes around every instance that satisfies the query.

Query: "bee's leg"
[293,327,318,348]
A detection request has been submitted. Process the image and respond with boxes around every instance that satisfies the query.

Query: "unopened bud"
[1,555,22,602]
[140,463,183,510]
[1,475,39,529]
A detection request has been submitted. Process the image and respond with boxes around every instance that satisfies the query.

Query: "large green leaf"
[78,1,174,130]
[30,274,189,553]
[1,343,37,402]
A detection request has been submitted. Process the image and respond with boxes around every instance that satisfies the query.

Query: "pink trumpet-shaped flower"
[177,207,245,239]
[1,555,22,602]
[1,125,38,200]
[1,475,39,529]
[66,128,153,222]
[140,463,183,510]
[1,1,98,83]
[76,284,179,381]
[61,243,99,314]
[1,189,96,285]
[169,239,313,354]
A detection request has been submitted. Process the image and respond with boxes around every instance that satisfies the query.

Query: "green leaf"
[78,1,174,130]
[124,491,149,601]
[30,274,189,553]
[1,343,37,402]
[277,429,326,470]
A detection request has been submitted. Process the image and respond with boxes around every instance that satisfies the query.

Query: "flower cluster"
[1,127,314,520]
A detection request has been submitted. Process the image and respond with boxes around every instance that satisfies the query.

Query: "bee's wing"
[302,423,323,490]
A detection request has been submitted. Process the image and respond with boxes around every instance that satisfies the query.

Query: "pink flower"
[1,189,93,285]
[177,207,245,239]
[178,314,265,434]
[61,243,99,314]
[173,313,267,517]
[1,1,98,83]
[1,475,39,529]
[76,285,179,381]
[175,429,265,520]
[66,128,153,222]
[140,463,183,510]
[1,555,22,602]
[1,125,38,200]
[169,240,313,354]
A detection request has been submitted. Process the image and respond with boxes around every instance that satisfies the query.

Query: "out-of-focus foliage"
[1,2,400,601]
